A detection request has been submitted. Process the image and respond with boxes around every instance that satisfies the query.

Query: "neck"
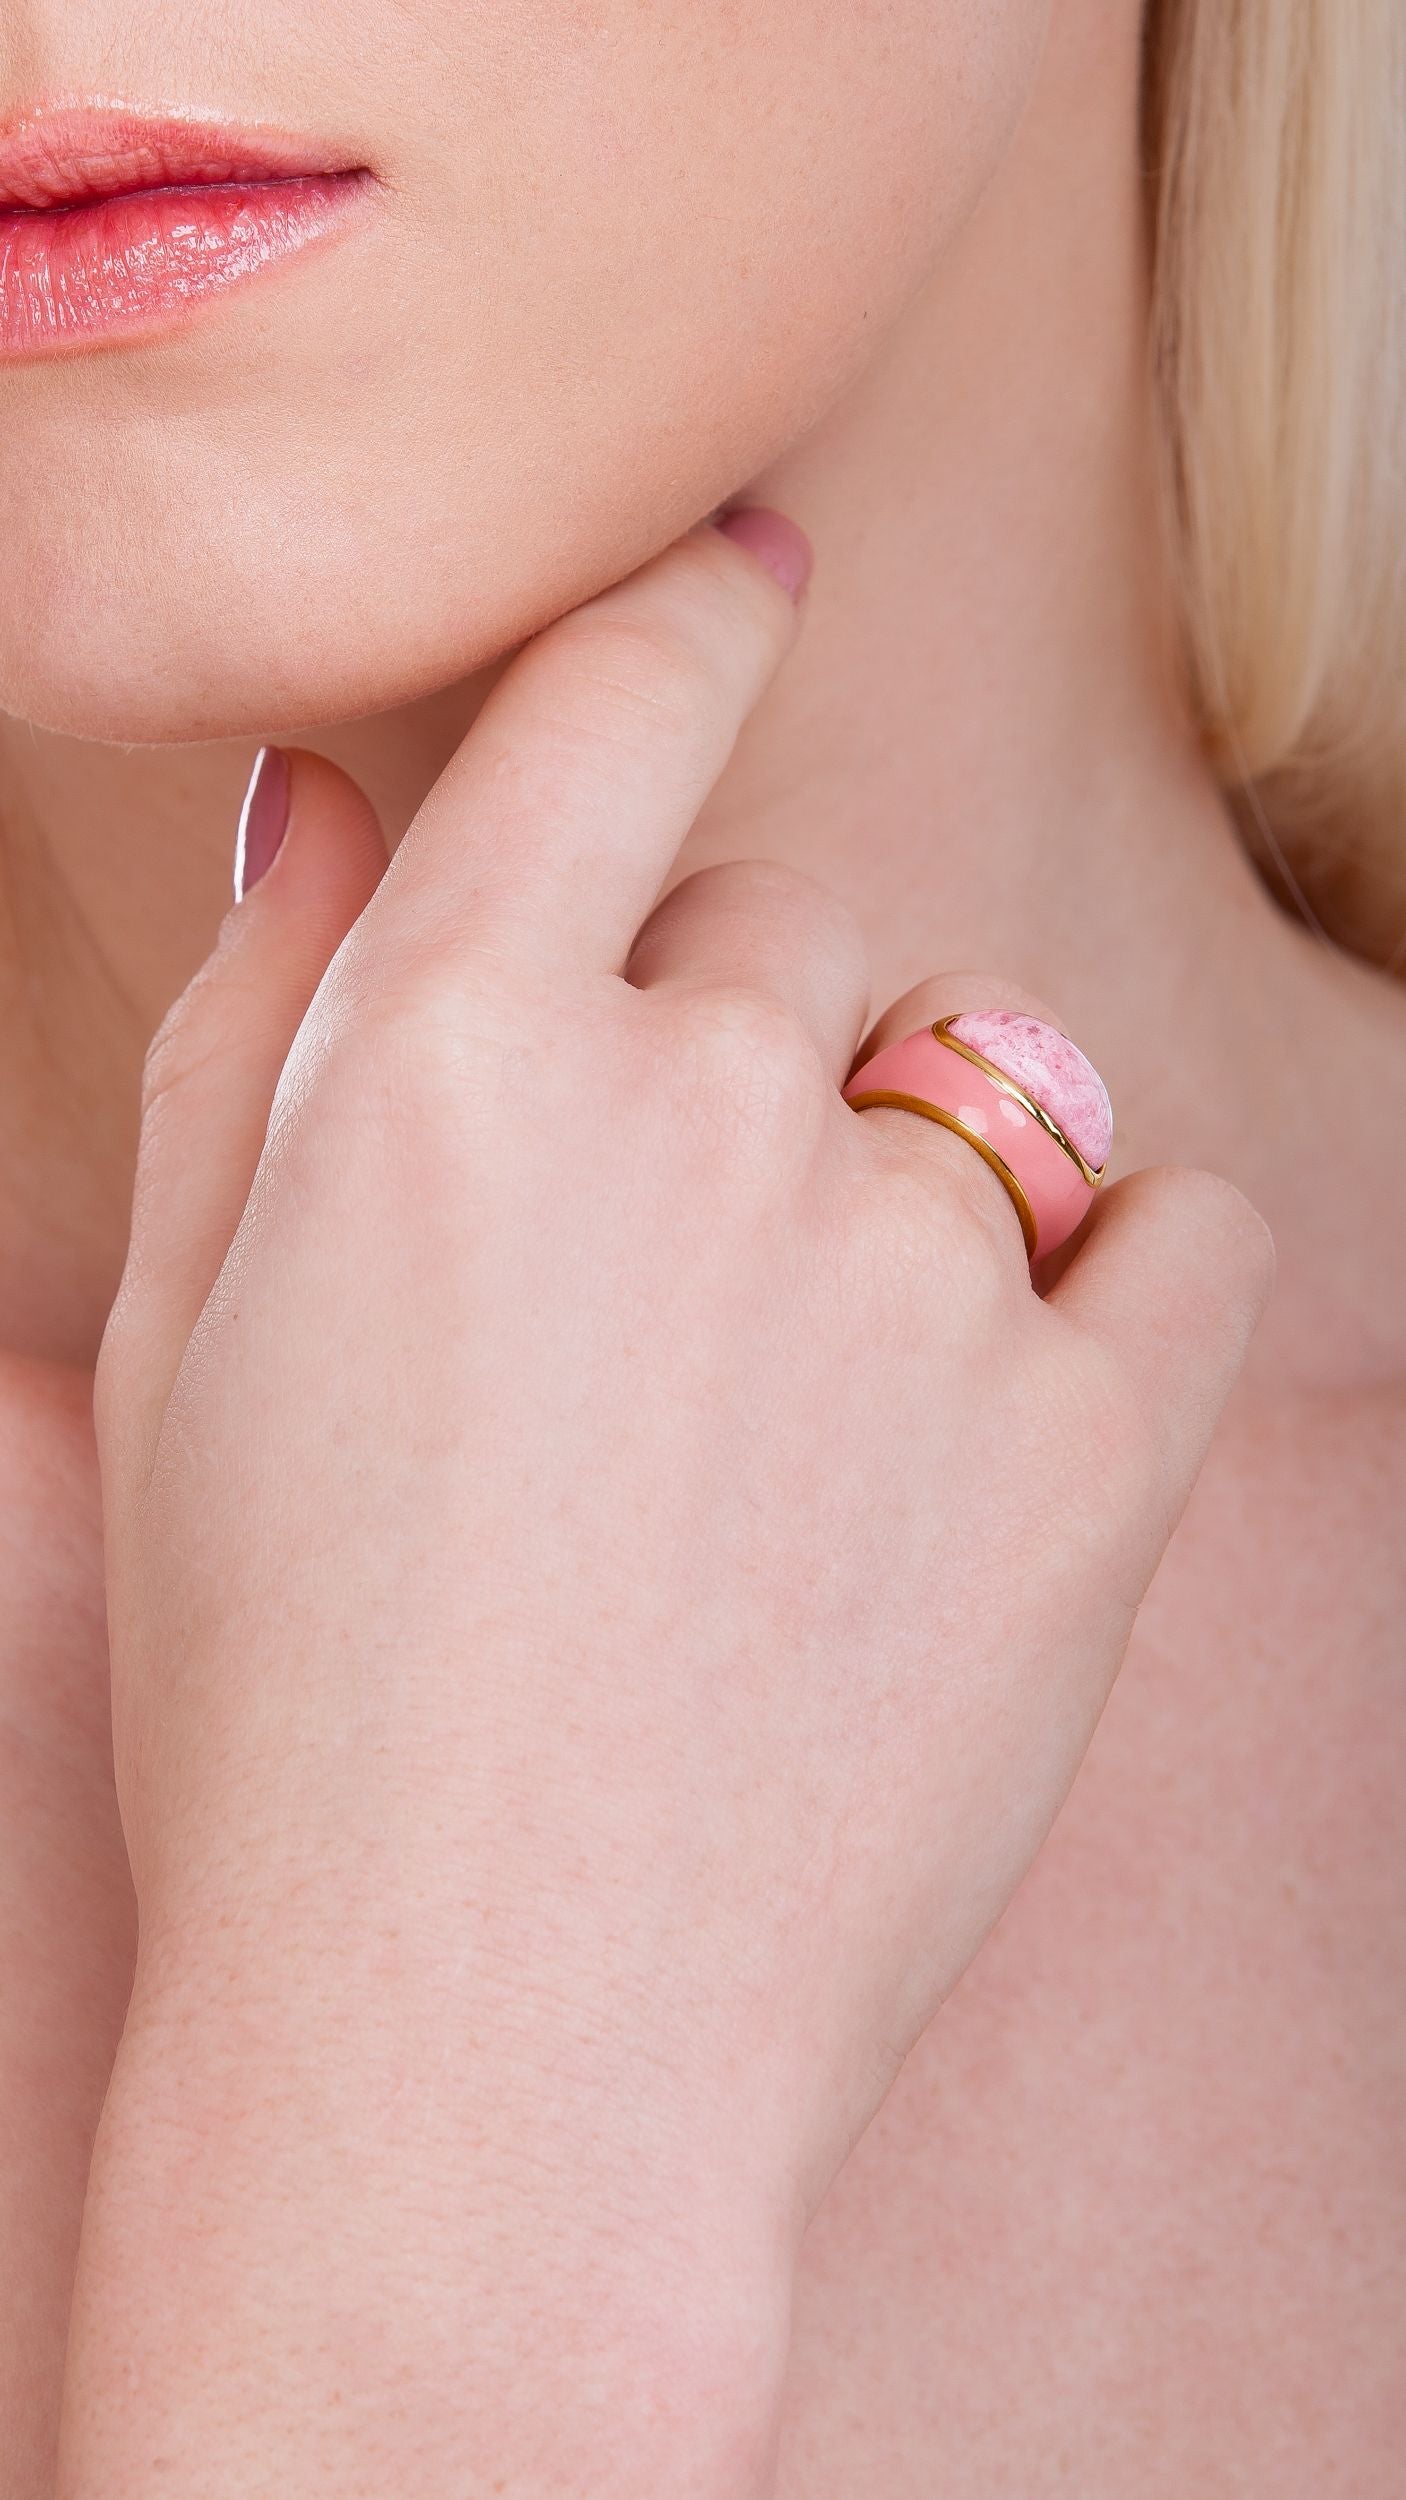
[1,7,1400,1383]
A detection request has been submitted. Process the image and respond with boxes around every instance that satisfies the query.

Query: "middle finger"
[624,855,870,1081]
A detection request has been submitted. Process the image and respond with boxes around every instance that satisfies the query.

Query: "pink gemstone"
[947,1010,1112,1169]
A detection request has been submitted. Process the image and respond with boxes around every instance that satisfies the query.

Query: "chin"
[2,584,521,749]
[0,403,780,745]
[0,493,692,748]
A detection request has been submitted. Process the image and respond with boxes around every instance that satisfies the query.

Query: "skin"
[0,0,1402,2491]
[0,0,1045,741]
[60,542,1271,2494]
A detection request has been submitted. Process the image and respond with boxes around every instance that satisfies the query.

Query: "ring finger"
[844,976,1115,1270]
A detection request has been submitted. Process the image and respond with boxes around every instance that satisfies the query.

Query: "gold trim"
[930,1018,1107,1187]
[843,1089,1039,1256]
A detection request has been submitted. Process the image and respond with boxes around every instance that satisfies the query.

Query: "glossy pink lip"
[0,106,375,358]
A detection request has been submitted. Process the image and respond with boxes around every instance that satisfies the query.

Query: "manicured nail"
[712,505,814,604]
[233,746,290,903]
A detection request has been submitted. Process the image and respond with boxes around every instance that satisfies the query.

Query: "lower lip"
[0,171,372,358]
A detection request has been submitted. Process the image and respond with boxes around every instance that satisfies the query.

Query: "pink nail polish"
[234,746,290,902]
[712,505,814,604]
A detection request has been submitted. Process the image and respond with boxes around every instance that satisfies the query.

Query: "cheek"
[428,0,1053,461]
[0,0,1049,742]
[420,1,1053,372]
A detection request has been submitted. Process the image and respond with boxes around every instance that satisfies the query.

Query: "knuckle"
[689,855,865,956]
[346,964,477,1074]
[269,978,456,1167]
[307,986,475,1131]
[138,941,272,1130]
[282,953,576,1173]
[664,984,824,1159]
[317,938,529,1076]
[137,978,211,1125]
[690,981,820,1088]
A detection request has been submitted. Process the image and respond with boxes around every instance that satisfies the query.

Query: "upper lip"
[0,103,365,211]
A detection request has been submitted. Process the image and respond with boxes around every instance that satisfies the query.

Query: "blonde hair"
[1144,0,1406,967]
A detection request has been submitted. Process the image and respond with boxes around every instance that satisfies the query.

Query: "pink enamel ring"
[842,1009,1113,1261]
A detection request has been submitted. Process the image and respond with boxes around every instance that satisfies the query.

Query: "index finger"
[358,507,811,978]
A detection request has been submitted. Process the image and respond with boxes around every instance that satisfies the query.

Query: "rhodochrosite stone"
[947,1011,1112,1169]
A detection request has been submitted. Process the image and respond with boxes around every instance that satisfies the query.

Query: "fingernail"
[712,505,814,604]
[234,746,291,902]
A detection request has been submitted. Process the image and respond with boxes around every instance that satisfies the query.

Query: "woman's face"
[0,0,1049,741]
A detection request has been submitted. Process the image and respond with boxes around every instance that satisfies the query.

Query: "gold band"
[841,1087,1039,1256]
[930,1017,1107,1187]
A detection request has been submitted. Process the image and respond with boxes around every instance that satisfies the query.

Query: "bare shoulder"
[1211,1370,1406,1599]
[776,1372,1406,2500]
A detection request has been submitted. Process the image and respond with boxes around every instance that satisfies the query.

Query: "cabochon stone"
[947,1010,1112,1169]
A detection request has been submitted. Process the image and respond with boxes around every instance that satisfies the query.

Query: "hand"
[70,512,1272,2494]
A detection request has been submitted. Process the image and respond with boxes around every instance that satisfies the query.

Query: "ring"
[842,1008,1112,1261]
